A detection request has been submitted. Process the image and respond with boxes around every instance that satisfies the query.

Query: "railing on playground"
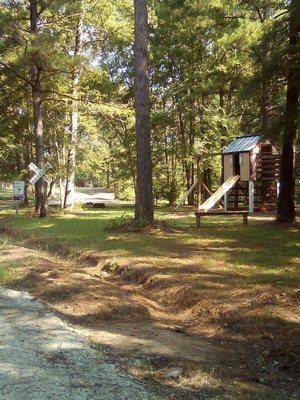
[256,151,300,181]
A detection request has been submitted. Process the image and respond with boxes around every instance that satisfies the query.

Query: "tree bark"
[134,0,153,224]
[64,0,85,208]
[54,136,64,209]
[23,138,31,206]
[187,99,195,206]
[29,0,47,218]
[260,6,270,133]
[277,0,300,222]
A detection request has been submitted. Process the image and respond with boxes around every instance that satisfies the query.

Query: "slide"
[198,175,240,212]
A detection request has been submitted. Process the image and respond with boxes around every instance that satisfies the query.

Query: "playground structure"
[175,134,300,225]
[220,134,280,213]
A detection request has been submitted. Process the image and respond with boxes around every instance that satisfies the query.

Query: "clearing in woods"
[0,206,299,399]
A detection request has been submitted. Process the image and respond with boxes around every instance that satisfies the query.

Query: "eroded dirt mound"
[10,254,151,323]
[2,244,299,397]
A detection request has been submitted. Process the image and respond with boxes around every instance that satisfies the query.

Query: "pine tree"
[29,0,48,217]
[64,0,85,209]
[134,0,153,224]
[277,0,300,222]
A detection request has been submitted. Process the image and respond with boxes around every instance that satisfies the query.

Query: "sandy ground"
[0,187,133,207]
[0,287,171,400]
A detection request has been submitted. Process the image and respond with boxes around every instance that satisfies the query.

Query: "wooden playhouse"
[221,134,280,212]
[177,134,299,226]
[191,134,300,226]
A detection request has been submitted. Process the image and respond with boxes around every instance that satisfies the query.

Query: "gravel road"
[0,287,164,400]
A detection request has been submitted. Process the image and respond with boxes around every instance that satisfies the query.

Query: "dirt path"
[0,287,168,400]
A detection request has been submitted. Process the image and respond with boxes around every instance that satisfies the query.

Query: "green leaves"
[0,0,291,204]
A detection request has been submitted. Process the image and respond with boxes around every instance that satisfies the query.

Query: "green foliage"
[148,0,289,204]
[0,0,292,206]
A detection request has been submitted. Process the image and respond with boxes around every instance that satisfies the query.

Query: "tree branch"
[0,62,31,85]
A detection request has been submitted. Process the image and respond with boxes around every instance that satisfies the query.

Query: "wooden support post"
[202,181,223,209]
[196,214,201,228]
[196,155,202,211]
[234,185,238,210]
[224,192,228,211]
[276,181,280,199]
[248,181,254,214]
[243,214,248,225]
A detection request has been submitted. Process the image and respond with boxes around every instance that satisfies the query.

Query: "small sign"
[13,181,25,202]
[29,162,52,184]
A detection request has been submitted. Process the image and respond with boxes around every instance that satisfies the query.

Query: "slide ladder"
[198,175,240,212]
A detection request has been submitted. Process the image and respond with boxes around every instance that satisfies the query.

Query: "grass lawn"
[0,206,298,289]
[0,188,12,202]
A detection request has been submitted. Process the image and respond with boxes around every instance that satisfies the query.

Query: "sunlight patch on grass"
[0,236,14,249]
[0,206,299,289]
[0,263,19,285]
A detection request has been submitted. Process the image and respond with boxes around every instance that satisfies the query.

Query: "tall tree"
[64,0,85,208]
[29,0,47,217]
[277,0,300,222]
[134,0,153,223]
[260,5,271,133]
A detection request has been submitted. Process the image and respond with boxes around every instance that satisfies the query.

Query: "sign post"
[13,181,25,215]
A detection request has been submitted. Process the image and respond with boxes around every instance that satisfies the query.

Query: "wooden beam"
[195,152,221,157]
[202,181,223,210]
[175,179,198,211]
[196,156,202,211]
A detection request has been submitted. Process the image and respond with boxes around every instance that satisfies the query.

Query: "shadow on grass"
[0,208,299,289]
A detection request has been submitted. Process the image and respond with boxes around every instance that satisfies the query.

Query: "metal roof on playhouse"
[223,135,262,154]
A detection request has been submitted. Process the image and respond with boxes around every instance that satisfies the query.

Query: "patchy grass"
[0,236,20,284]
[0,265,18,285]
[0,188,12,201]
[0,206,298,289]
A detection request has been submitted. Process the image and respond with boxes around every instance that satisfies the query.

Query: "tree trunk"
[178,111,187,200]
[260,6,270,133]
[64,0,85,208]
[23,139,31,206]
[134,0,153,224]
[203,168,212,201]
[29,0,47,218]
[187,165,194,205]
[106,163,110,189]
[261,70,270,132]
[187,100,195,206]
[277,0,300,222]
